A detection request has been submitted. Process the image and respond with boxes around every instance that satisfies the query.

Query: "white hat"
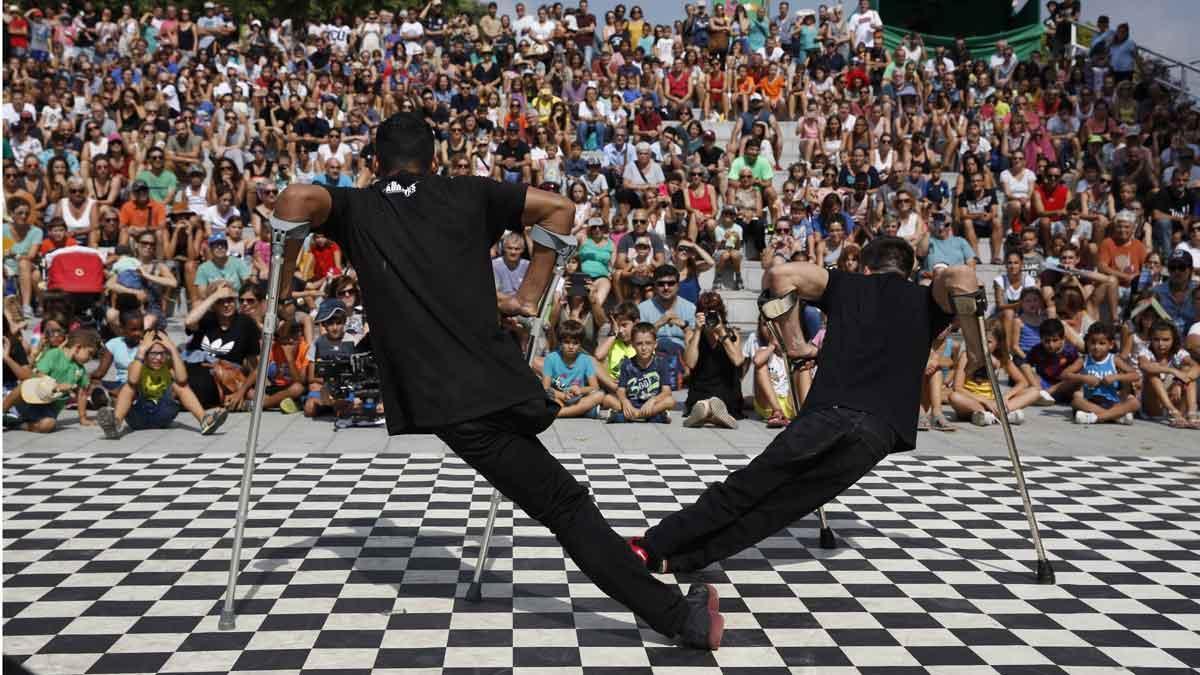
[749,92,763,101]
[20,376,60,405]
[635,142,652,153]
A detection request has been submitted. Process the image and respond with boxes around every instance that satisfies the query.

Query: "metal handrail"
[1066,20,1199,104]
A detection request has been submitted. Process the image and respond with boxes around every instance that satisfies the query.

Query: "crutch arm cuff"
[758,289,799,321]
[269,215,312,241]
[529,224,578,262]
[950,288,988,317]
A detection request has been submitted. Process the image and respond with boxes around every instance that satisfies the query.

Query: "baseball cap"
[749,92,763,101]
[315,298,348,323]
[506,121,520,132]
[1167,249,1194,269]
[130,179,149,192]
[208,233,228,247]
[702,129,716,140]
[587,217,607,229]
[1124,124,1141,137]
[170,202,195,218]
[1087,134,1105,144]
[189,164,206,176]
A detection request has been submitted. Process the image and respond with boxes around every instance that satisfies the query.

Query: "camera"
[314,351,383,427]
[704,310,722,326]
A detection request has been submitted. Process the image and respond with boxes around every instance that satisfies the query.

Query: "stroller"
[42,246,107,328]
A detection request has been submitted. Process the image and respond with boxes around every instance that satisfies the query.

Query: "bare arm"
[507,187,576,315]
[931,264,986,375]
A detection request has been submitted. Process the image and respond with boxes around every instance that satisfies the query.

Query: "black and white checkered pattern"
[4,452,1199,673]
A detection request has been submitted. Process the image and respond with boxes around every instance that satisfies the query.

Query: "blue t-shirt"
[638,297,696,349]
[543,350,595,391]
[618,355,671,406]
[925,236,975,271]
[104,337,139,385]
[1082,353,1120,403]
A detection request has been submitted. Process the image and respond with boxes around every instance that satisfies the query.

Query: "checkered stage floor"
[3,452,1199,674]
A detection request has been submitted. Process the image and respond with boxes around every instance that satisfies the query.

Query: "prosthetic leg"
[220,216,310,630]
[465,225,578,602]
[759,292,836,550]
[953,288,1055,584]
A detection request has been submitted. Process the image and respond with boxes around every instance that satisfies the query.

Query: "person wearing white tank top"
[59,177,97,242]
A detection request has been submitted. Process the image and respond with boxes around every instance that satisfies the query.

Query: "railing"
[1066,20,1200,105]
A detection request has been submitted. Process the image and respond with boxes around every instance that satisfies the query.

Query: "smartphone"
[568,273,590,297]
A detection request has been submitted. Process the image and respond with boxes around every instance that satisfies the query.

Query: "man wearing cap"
[1097,209,1148,311]
[1155,250,1198,335]
[195,234,251,298]
[270,112,727,650]
[303,298,358,418]
[733,92,784,169]
[623,142,665,192]
[119,180,168,257]
[495,123,533,184]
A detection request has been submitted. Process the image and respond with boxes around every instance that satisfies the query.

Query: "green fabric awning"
[881,23,1046,62]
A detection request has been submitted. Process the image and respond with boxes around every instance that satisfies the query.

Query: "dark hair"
[652,263,679,281]
[860,236,914,276]
[1039,318,1065,339]
[557,319,586,343]
[1149,319,1181,354]
[696,291,726,321]
[631,321,657,341]
[119,309,145,327]
[1085,321,1115,343]
[374,112,436,175]
[612,300,640,323]
[64,328,101,350]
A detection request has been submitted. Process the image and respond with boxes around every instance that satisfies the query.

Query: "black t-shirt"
[807,270,954,451]
[185,312,262,366]
[696,144,724,167]
[496,140,530,162]
[316,175,542,433]
[3,335,29,388]
[1152,186,1193,220]
[292,116,330,153]
[957,187,999,216]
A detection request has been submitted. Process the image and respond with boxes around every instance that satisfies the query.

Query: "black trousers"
[645,406,896,572]
[434,396,690,637]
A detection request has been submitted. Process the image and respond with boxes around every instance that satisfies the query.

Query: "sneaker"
[683,400,711,428]
[96,406,121,440]
[607,411,627,424]
[1074,410,1098,425]
[279,397,300,415]
[20,305,33,319]
[971,410,998,426]
[733,274,744,291]
[200,408,228,435]
[711,279,724,291]
[707,397,738,429]
[627,536,669,574]
[1007,409,1025,425]
[3,413,22,430]
[648,412,670,424]
[1036,390,1056,406]
[678,583,724,650]
[1118,412,1134,425]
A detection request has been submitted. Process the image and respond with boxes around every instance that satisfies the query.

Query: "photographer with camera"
[682,291,745,429]
[305,297,379,420]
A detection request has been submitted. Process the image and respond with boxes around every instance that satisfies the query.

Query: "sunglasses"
[655,280,678,287]
[632,219,647,224]
[338,289,358,297]
[145,350,169,358]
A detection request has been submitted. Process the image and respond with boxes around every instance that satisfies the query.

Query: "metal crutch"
[219,215,309,630]
[956,288,1055,584]
[758,292,837,550]
[465,225,579,603]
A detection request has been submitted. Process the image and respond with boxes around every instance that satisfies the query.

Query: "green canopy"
[868,0,1045,62]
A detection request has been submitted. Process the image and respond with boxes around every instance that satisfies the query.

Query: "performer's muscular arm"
[762,262,828,360]
[503,187,576,316]
[273,184,334,298]
[932,264,988,375]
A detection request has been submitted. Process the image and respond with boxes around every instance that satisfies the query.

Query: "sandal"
[1166,414,1192,429]
[765,412,788,428]
[917,414,931,431]
[931,416,957,432]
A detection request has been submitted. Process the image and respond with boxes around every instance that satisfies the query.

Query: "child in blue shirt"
[1062,321,1140,425]
[542,319,604,418]
[607,322,674,423]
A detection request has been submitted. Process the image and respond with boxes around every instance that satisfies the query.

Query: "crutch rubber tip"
[465,581,484,602]
[1036,559,1056,585]
[218,611,237,631]
[819,527,837,549]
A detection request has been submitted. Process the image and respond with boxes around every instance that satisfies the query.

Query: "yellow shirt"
[606,339,636,380]
[138,363,173,402]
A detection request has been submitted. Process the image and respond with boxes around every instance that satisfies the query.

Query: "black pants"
[435,396,690,637]
[645,406,896,572]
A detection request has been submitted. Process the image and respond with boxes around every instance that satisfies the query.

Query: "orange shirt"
[1098,237,1147,286]
[759,75,785,100]
[38,237,70,257]
[119,199,167,230]
[737,75,757,96]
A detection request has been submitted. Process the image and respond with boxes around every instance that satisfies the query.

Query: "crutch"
[758,292,837,550]
[953,287,1055,584]
[219,215,310,630]
[466,225,579,603]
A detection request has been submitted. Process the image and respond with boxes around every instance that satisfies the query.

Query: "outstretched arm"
[273,184,334,298]
[502,186,576,316]
[761,261,829,361]
[932,264,987,375]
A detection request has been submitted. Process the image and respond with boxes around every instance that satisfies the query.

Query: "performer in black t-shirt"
[630,237,986,574]
[270,112,724,650]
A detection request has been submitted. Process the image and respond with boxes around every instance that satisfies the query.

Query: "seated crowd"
[3,1,1199,434]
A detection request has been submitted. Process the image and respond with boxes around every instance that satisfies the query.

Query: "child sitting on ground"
[2,328,99,432]
[744,314,802,428]
[949,320,1029,426]
[594,301,640,395]
[606,321,674,423]
[1063,321,1140,425]
[542,319,605,418]
[263,314,309,414]
[1008,287,1048,364]
[96,328,228,438]
[304,298,356,418]
[1009,318,1081,410]
[1136,319,1200,428]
